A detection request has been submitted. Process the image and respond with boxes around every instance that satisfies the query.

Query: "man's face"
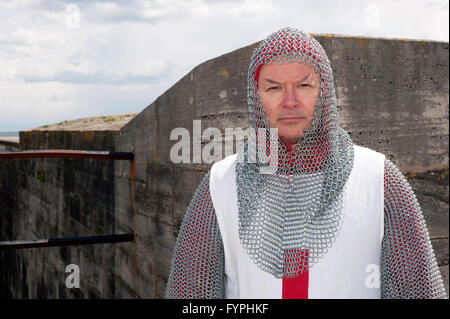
[257,62,320,143]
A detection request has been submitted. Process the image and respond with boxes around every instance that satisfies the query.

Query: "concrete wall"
[0,138,19,151]
[328,36,449,173]
[0,34,448,298]
[0,131,120,298]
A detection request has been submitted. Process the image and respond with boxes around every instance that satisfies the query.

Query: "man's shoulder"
[353,144,385,162]
[352,145,386,179]
[212,153,238,168]
[210,153,238,181]
[209,154,238,197]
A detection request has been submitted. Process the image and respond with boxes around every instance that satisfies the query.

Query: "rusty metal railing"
[0,150,134,160]
[0,234,135,250]
[0,149,135,250]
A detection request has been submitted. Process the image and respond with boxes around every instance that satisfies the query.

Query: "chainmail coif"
[165,27,447,298]
[235,27,353,279]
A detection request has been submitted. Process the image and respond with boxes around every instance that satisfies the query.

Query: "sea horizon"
[0,131,19,137]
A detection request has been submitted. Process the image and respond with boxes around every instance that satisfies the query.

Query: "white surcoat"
[209,145,385,299]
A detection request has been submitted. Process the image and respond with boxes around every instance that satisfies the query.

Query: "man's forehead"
[261,74,313,84]
[261,61,316,72]
[258,63,319,81]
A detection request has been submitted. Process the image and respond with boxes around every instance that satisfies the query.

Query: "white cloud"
[224,0,282,19]
[18,65,174,85]
[0,0,448,131]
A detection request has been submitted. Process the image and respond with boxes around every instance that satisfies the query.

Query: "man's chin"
[277,124,311,143]
[279,134,302,144]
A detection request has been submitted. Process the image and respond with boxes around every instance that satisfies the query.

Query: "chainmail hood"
[235,27,355,278]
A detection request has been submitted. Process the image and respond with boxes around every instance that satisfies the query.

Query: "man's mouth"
[278,116,303,123]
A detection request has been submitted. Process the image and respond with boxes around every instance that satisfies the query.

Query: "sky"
[0,0,448,131]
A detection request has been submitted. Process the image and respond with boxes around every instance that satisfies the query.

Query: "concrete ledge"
[0,137,19,151]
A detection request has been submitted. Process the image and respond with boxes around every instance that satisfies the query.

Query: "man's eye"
[268,86,280,91]
[299,84,310,88]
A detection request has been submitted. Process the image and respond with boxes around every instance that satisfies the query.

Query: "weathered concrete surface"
[0,130,121,298]
[114,42,253,298]
[327,36,449,174]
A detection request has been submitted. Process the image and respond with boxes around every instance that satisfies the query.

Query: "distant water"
[0,131,19,137]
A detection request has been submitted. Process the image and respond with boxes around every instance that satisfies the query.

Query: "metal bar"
[0,233,134,250]
[0,150,134,160]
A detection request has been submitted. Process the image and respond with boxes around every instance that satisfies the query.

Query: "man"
[165,27,447,299]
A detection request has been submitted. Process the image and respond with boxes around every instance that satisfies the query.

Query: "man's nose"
[281,86,298,108]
